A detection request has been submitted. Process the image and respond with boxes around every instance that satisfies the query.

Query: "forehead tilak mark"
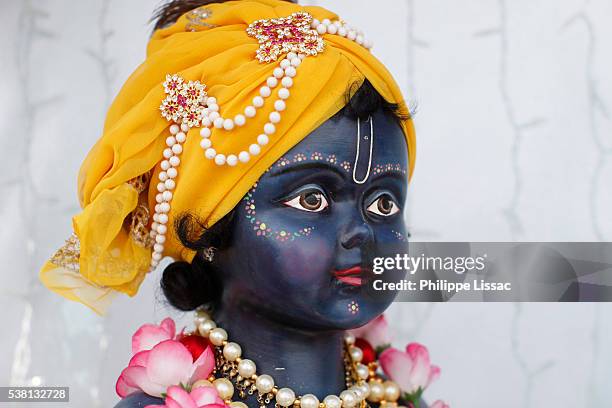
[352,116,374,184]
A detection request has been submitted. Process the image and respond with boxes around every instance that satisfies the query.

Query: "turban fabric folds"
[39,0,416,314]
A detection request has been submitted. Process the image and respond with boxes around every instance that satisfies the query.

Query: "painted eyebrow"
[269,161,347,178]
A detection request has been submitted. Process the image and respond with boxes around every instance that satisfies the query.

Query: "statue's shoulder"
[114,392,164,408]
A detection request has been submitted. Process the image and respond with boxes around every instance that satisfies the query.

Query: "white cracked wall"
[0,0,611,407]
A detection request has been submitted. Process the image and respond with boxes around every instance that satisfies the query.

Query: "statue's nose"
[340,220,374,250]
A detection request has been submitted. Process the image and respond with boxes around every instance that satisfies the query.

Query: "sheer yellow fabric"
[40,0,416,315]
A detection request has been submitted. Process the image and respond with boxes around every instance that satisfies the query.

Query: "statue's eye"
[283,189,329,213]
[366,194,400,217]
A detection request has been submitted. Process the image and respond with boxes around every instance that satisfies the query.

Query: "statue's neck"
[214,302,346,400]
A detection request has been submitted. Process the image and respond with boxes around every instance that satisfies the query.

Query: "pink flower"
[430,400,449,408]
[379,343,440,395]
[116,318,215,398]
[348,314,390,349]
[145,385,228,408]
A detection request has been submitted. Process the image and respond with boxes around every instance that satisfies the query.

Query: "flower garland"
[116,313,449,408]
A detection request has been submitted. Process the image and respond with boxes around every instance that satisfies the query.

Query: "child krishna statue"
[39,0,447,407]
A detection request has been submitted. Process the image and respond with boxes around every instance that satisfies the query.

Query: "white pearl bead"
[200,138,212,149]
[209,111,220,121]
[154,243,164,253]
[160,202,170,213]
[237,359,256,378]
[164,179,176,190]
[334,20,342,27]
[316,24,327,34]
[171,144,183,155]
[157,224,167,234]
[205,148,217,159]
[163,148,173,159]
[152,252,162,261]
[290,57,301,67]
[249,143,261,155]
[158,172,168,181]
[176,132,186,143]
[276,388,295,407]
[357,383,370,399]
[287,52,298,60]
[213,378,234,400]
[180,123,189,132]
[226,154,238,166]
[367,382,384,403]
[214,117,224,129]
[245,106,256,117]
[207,96,217,105]
[263,123,276,135]
[322,18,331,26]
[222,342,242,361]
[208,103,219,112]
[356,363,369,379]
[280,59,291,69]
[166,136,176,146]
[311,19,320,28]
[161,160,170,171]
[209,327,228,346]
[260,86,271,97]
[253,96,264,107]
[324,395,342,408]
[197,319,216,337]
[238,151,250,163]
[274,100,286,111]
[300,394,319,408]
[162,191,173,201]
[350,386,364,401]
[155,234,166,244]
[214,154,226,166]
[202,117,211,127]
[169,156,180,167]
[157,182,166,192]
[267,77,278,88]
[281,77,293,88]
[200,128,211,138]
[155,193,163,203]
[269,111,281,124]
[278,88,290,100]
[170,124,180,135]
[364,38,373,49]
[349,346,363,362]
[153,213,160,222]
[327,24,338,35]
[340,390,358,408]
[344,334,356,345]
[223,118,235,130]
[234,114,246,126]
[383,381,400,402]
[348,30,357,40]
[338,26,347,37]
[167,167,178,178]
[273,67,285,78]
[284,66,297,77]
[255,374,274,393]
[151,259,159,267]
[257,134,269,146]
[356,35,364,45]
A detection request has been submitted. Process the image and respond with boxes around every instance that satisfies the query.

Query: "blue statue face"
[216,108,409,330]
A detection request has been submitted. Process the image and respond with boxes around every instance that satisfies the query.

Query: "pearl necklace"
[192,309,402,408]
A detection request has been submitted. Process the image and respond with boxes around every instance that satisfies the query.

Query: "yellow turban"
[40,0,416,314]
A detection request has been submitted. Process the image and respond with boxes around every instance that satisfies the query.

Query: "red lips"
[333,266,365,286]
